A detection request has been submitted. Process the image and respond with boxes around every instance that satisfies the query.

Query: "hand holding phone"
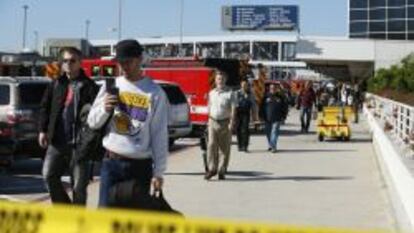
[105,78,119,113]
[105,78,119,96]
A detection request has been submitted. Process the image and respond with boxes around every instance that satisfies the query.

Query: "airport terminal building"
[349,0,414,40]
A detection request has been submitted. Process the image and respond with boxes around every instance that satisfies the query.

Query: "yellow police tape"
[0,200,385,233]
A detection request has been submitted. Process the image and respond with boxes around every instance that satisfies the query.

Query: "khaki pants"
[207,118,231,175]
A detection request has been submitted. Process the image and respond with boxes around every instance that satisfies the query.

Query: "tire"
[344,136,350,141]
[318,134,324,142]
[168,138,175,150]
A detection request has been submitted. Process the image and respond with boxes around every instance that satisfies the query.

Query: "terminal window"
[224,42,250,59]
[388,8,406,19]
[388,0,406,6]
[196,43,221,58]
[388,20,406,32]
[350,10,368,21]
[369,33,387,38]
[370,9,386,20]
[408,7,414,18]
[408,20,414,30]
[388,33,406,39]
[370,21,386,32]
[180,43,194,57]
[282,42,296,61]
[253,42,278,61]
[370,0,386,7]
[350,0,368,8]
[350,22,368,33]
[143,44,164,58]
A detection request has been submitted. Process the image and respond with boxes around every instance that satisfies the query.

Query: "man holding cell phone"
[87,39,169,207]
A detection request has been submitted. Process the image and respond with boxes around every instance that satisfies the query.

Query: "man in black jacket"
[260,84,288,153]
[38,47,98,205]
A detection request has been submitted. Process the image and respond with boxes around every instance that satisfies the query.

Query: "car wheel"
[168,138,175,149]
[318,134,324,142]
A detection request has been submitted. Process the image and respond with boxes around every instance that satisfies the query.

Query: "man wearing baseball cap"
[87,39,168,207]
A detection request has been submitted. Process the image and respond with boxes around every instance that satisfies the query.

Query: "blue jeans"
[42,144,90,205]
[265,121,281,150]
[99,157,153,207]
[300,107,312,132]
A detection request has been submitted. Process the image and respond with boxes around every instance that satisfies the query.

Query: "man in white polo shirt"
[205,70,236,181]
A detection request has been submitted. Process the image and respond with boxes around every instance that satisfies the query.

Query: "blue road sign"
[222,5,299,31]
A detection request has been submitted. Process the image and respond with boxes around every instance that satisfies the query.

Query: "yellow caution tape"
[0,200,386,233]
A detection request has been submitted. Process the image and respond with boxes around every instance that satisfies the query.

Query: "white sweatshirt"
[87,76,168,177]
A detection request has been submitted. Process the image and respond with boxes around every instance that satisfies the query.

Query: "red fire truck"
[144,58,242,134]
[80,57,242,134]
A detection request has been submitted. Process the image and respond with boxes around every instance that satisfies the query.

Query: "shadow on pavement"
[248,148,357,153]
[277,149,357,153]
[0,176,48,194]
[224,175,354,182]
[165,170,273,177]
[0,158,72,195]
[165,170,353,183]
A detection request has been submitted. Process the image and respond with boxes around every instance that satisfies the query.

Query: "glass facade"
[196,42,221,58]
[224,42,250,59]
[252,42,278,61]
[282,42,296,61]
[349,0,413,40]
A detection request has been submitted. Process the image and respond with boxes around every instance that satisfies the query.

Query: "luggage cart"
[316,106,353,141]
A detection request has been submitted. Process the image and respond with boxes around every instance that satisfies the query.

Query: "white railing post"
[366,93,414,158]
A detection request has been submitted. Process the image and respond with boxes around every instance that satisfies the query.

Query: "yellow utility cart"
[316,106,353,141]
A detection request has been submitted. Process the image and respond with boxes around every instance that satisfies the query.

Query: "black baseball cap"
[114,39,143,60]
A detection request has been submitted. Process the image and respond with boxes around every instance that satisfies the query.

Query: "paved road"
[162,110,396,231]
[0,110,397,231]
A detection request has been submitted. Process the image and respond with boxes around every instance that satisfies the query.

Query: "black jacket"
[260,92,288,123]
[38,70,98,143]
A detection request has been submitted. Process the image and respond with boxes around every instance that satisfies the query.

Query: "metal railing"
[365,93,414,157]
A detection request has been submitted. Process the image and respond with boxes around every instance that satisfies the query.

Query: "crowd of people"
[37,40,363,209]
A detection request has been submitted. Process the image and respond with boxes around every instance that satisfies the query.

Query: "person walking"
[235,80,257,152]
[297,81,316,133]
[260,84,288,153]
[87,39,169,207]
[204,70,236,180]
[38,47,99,205]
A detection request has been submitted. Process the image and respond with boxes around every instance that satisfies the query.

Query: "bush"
[368,53,414,105]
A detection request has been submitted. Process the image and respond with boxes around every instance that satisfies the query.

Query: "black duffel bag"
[107,179,183,216]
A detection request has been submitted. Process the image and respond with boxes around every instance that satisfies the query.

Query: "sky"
[0,0,348,52]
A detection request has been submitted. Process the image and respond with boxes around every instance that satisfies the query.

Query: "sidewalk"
[87,110,397,231]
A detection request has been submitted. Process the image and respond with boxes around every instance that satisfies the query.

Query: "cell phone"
[105,78,119,96]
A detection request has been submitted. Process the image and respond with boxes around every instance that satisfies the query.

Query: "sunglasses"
[62,58,78,64]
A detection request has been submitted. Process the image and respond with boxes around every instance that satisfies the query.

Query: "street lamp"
[22,5,29,50]
[178,0,184,57]
[33,30,38,52]
[85,19,91,40]
[118,0,123,41]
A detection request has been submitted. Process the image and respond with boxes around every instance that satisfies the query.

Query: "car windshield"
[18,83,48,106]
[161,84,187,105]
[0,85,10,105]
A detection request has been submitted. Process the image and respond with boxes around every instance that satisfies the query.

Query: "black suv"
[0,76,50,166]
